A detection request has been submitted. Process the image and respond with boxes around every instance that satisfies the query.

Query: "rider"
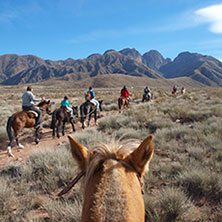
[22,86,44,129]
[86,86,100,109]
[61,96,73,118]
[121,85,130,101]
[173,85,178,93]
[144,86,152,100]
[144,86,151,95]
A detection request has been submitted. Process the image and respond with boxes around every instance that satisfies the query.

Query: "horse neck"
[39,106,47,118]
[81,159,145,222]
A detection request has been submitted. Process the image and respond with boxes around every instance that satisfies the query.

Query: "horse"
[142,93,152,102]
[51,106,78,138]
[6,100,52,157]
[80,100,103,129]
[181,87,186,94]
[65,134,154,222]
[118,96,129,113]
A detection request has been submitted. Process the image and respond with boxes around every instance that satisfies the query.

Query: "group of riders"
[21,85,103,130]
[22,84,185,129]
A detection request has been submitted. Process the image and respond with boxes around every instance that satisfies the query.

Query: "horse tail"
[6,115,14,141]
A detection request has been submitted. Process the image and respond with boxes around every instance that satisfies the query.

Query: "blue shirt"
[89,90,95,99]
[22,91,41,107]
[61,99,71,107]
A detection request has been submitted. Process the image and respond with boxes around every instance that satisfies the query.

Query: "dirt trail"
[0,111,113,168]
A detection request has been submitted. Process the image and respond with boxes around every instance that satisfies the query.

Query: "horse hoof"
[7,146,14,157]
[18,143,24,149]
[35,139,39,144]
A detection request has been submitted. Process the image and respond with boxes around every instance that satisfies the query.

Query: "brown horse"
[67,134,154,222]
[118,96,129,113]
[6,100,52,157]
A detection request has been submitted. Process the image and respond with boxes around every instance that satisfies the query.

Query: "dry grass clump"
[145,187,194,222]
[178,168,222,202]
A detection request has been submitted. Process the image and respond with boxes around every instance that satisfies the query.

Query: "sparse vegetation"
[0,85,222,221]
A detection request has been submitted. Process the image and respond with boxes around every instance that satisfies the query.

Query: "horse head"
[38,100,52,115]
[98,100,103,111]
[67,135,154,221]
[72,105,78,118]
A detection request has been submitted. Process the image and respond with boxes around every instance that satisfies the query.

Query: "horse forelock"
[84,139,140,187]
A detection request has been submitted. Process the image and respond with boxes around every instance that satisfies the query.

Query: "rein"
[58,169,86,196]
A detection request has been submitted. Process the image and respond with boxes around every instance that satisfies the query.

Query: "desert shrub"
[186,145,206,161]
[158,187,193,221]
[145,117,174,133]
[144,195,160,222]
[0,179,14,218]
[210,104,222,117]
[97,114,130,132]
[20,145,77,192]
[73,128,109,146]
[115,128,148,140]
[0,126,8,143]
[102,102,118,111]
[46,199,82,222]
[178,168,222,202]
[144,187,193,222]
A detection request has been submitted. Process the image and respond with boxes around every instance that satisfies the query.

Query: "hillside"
[0,49,222,86]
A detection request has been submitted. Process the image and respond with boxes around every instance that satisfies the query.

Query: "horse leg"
[70,119,76,132]
[52,124,56,138]
[16,137,24,149]
[7,133,15,157]
[57,120,61,138]
[94,111,98,126]
[62,121,65,136]
[88,115,91,127]
[35,128,40,144]
[81,117,85,129]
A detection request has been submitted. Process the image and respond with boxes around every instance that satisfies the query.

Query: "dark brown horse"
[6,100,52,157]
[51,106,78,138]
[118,96,129,113]
[80,100,103,129]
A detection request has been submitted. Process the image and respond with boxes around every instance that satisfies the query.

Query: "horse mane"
[84,139,139,186]
[37,100,46,107]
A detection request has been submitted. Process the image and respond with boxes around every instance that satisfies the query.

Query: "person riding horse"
[121,85,130,101]
[85,86,100,109]
[172,85,178,94]
[142,86,152,102]
[22,86,45,129]
[61,96,73,119]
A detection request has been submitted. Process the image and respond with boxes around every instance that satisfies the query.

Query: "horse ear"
[125,135,154,177]
[47,100,50,104]
[68,135,88,170]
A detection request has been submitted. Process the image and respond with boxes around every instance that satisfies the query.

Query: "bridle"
[58,158,144,196]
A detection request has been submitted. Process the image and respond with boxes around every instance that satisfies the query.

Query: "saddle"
[26,110,38,118]
[61,106,71,117]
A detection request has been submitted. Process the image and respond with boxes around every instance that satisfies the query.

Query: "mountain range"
[0,48,222,86]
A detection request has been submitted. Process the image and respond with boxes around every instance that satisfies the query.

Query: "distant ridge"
[0,48,222,86]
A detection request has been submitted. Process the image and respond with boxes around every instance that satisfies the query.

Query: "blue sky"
[0,0,222,61]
